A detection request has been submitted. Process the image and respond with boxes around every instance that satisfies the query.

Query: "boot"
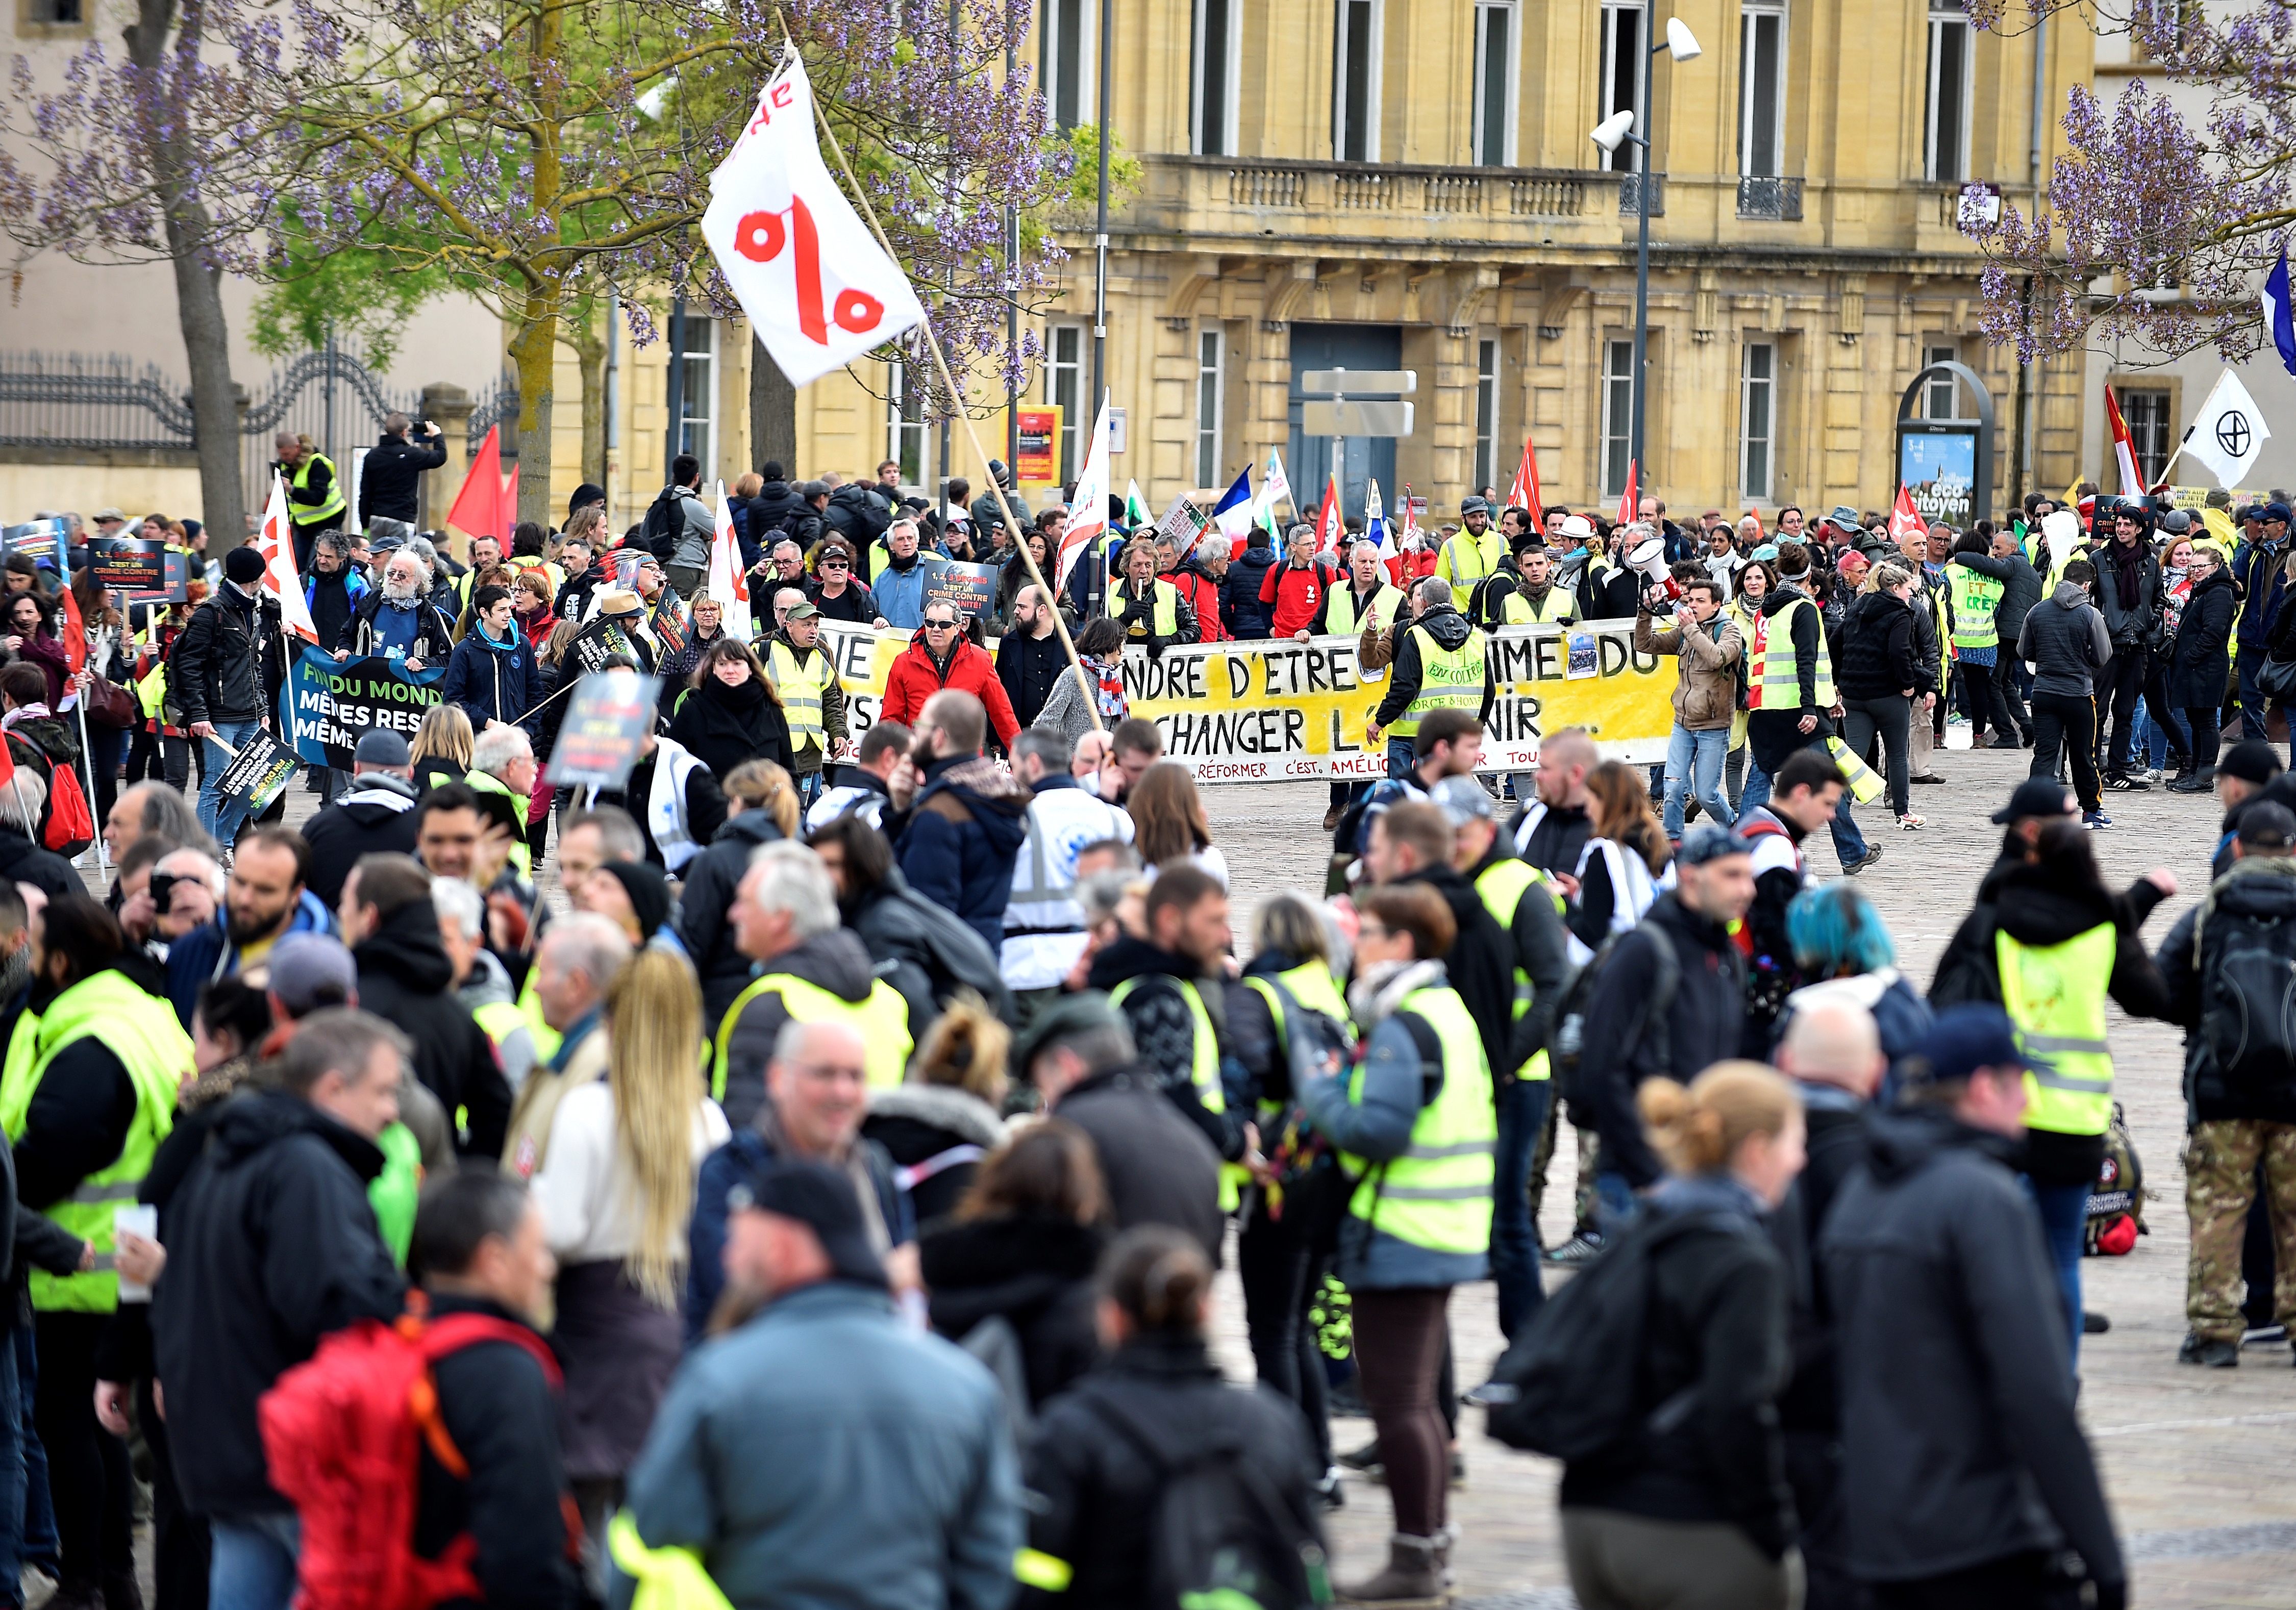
[2168,765,2215,795]
[1336,1534,1446,1606]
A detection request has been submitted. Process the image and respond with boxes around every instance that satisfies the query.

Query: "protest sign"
[545,671,662,790]
[3,521,62,567]
[566,614,657,676]
[214,728,300,816]
[87,538,167,592]
[127,549,191,606]
[279,648,444,770]
[925,562,998,620]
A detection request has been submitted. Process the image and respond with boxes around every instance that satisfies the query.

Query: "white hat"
[1559,514,1595,541]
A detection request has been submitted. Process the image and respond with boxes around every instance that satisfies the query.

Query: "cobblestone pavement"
[1198,738,2296,1609]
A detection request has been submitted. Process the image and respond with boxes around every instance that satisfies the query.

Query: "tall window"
[1192,0,1235,155]
[1474,340,1499,490]
[2119,389,2173,487]
[1740,3,1785,176]
[887,350,927,487]
[1926,0,1971,182]
[1046,325,1084,484]
[1924,344,1960,418]
[1598,4,1644,173]
[1600,339,1634,498]
[1334,0,1381,161]
[1041,0,1088,130]
[1740,342,1775,500]
[676,317,716,469]
[1473,2,1515,167]
[1195,331,1225,488]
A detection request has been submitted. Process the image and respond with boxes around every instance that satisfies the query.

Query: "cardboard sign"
[214,727,300,815]
[279,648,444,771]
[567,614,658,676]
[127,548,193,607]
[86,538,168,592]
[1014,405,1062,486]
[924,561,998,620]
[545,671,662,791]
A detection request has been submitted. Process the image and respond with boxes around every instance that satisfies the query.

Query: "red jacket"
[1169,568,1227,643]
[1259,561,1325,638]
[879,634,1020,748]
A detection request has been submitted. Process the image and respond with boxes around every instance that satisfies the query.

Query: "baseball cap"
[1989,777,2078,824]
[2239,801,2296,851]
[1429,776,1498,827]
[2220,739,2285,786]
[1910,1003,2034,1088]
[267,934,358,1018]
[1010,991,1127,1088]
[2267,502,2293,524]
[783,601,821,621]
[727,1159,887,1288]
[353,729,413,767]
[1676,822,1755,866]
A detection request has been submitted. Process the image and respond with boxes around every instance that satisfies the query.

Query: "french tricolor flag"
[2264,249,2296,379]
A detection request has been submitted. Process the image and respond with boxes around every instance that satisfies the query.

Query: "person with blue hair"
[1775,881,1934,1106]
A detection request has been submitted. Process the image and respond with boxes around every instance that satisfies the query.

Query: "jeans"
[1738,759,1773,814]
[209,1514,300,1610]
[0,1318,22,1597]
[1995,651,2031,738]
[794,769,825,810]
[1593,1170,1640,1233]
[1385,736,1415,779]
[1840,694,1912,819]
[2029,692,2103,813]
[1660,726,1733,837]
[2025,1177,2092,1372]
[15,1325,53,1576]
[196,717,263,843]
[1828,797,1867,871]
[1489,1079,1552,1342]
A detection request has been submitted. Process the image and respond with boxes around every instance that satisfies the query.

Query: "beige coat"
[1635,608,1744,732]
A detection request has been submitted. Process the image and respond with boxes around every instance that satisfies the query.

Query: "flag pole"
[60,542,108,877]
[785,27,1104,733]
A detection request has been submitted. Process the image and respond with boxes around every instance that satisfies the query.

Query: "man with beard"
[335,547,455,667]
[162,826,332,1026]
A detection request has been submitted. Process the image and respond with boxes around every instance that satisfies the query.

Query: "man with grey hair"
[359,410,446,539]
[0,768,73,897]
[502,912,632,1177]
[1002,727,1133,1012]
[868,517,944,631]
[1364,573,1495,779]
[772,585,807,633]
[716,842,912,1127]
[336,542,455,667]
[467,724,539,879]
[770,540,807,585]
[1165,530,1231,644]
[103,779,212,873]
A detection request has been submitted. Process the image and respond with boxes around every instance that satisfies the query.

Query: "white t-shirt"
[533,1081,731,1266]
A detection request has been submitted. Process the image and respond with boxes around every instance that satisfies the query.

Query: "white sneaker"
[1899,813,1926,830]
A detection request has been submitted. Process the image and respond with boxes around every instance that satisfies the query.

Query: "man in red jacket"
[1263,526,1327,640]
[1166,534,1230,644]
[879,602,1021,749]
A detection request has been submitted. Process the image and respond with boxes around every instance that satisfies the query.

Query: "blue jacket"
[617,1281,1022,1610]
[164,889,335,1026]
[891,755,1032,952]
[438,625,540,736]
[2234,538,2287,648]
[870,554,947,630]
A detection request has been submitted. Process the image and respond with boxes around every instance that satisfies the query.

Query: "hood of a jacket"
[206,1086,386,1182]
[1861,1106,2023,1187]
[1412,603,1473,652]
[916,754,1032,852]
[768,926,879,1004]
[753,481,801,524]
[353,897,456,996]
[713,809,786,850]
[1986,861,2118,948]
[2049,580,2089,609]
[1086,934,1207,994]
[1646,886,1742,957]
[338,774,418,815]
[1847,590,1907,631]
[865,1083,1006,1149]
[2189,567,2237,602]
[457,945,516,1010]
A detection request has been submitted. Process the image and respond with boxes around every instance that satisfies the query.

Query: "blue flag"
[1210,467,1255,541]
[2265,250,2296,378]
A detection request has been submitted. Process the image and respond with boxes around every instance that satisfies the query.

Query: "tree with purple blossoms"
[1965,0,2296,368]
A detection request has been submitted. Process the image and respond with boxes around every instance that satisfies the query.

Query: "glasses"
[922,618,957,632]
[820,559,849,571]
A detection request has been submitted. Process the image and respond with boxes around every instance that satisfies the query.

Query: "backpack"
[1482,1210,1746,1462]
[41,757,93,858]
[639,485,687,564]
[2199,896,2296,1093]
[260,1310,562,1610]
[1080,1388,1330,1610]
[1548,927,1679,1104]
[2084,1100,2146,1256]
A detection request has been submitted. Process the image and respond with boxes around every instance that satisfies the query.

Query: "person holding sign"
[172,548,286,843]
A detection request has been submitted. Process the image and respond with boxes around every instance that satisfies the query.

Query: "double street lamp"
[1591,16,1701,501]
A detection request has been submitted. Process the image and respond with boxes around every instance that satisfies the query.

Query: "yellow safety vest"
[0,971,190,1312]
[1474,856,1562,1081]
[711,973,913,1099]
[1746,594,1834,712]
[1340,985,1496,1255]
[1501,586,1579,626]
[464,768,534,880]
[288,451,348,528]
[1108,974,1243,1210]
[1241,961,1353,1116]
[1391,623,1488,738]
[1325,583,1405,639]
[1948,564,2004,651]
[607,1514,735,1610]
[1438,528,1502,604]
[1112,578,1181,640]
[766,640,833,756]
[1995,925,2116,1138]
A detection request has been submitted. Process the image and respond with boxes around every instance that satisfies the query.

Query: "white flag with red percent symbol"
[258,473,320,644]
[703,52,927,388]
[708,481,755,643]
[1058,392,1113,592]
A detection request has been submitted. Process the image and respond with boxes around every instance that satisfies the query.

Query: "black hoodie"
[354,898,511,1160]
[152,1090,406,1520]
[301,774,421,910]
[918,1213,1107,1410]
[1393,863,1515,1083]
[1370,602,1498,731]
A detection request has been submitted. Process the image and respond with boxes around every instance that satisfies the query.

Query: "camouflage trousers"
[2183,1118,2296,1342]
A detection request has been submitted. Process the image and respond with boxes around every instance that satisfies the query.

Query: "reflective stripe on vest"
[1995,924,2116,1138]
[711,973,914,1099]
[1746,594,1834,711]
[767,641,831,754]
[1326,583,1404,639]
[465,769,534,879]
[290,452,347,526]
[1114,579,1180,639]
[1440,531,1496,600]
[1949,565,2005,650]
[1341,987,1495,1254]
[1502,587,1578,626]
[1473,856,1560,1081]
[1108,974,1243,1210]
[1391,623,1487,737]
[0,971,189,1312]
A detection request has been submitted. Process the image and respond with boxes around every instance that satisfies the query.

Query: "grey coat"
[2016,582,2113,698]
[1030,663,1110,746]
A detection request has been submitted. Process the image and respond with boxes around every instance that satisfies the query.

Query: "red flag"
[1888,484,1929,545]
[1615,461,1638,527]
[1316,474,1343,555]
[1507,438,1545,519]
[2104,386,2145,495]
[501,461,520,542]
[447,426,505,542]
[57,577,84,676]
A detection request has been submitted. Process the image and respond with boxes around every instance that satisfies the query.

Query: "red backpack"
[259,1309,562,1610]
[41,759,93,858]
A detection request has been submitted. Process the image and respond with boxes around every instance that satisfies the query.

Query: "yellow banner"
[819,620,1676,781]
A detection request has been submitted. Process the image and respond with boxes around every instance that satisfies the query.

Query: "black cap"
[2268,502,2294,524]
[2239,801,2296,851]
[726,1160,886,1288]
[353,728,412,767]
[568,484,605,520]
[1908,1003,2034,1088]
[594,859,671,939]
[1011,991,1126,1086]
[1989,777,2078,824]
[223,545,267,585]
[2220,739,2285,785]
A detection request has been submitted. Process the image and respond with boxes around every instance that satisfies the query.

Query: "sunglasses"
[820,558,850,570]
[922,618,958,631]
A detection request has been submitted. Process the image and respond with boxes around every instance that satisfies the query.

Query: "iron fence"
[0,350,197,454]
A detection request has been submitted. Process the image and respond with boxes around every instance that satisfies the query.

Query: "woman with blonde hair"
[1128,761,1227,888]
[533,948,729,1588]
[1565,759,1673,964]
[671,758,797,1025]
[409,701,473,792]
[1557,1063,1804,1610]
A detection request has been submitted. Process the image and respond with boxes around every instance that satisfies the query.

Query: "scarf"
[1,701,51,733]
[2114,538,2144,610]
[1091,655,1126,724]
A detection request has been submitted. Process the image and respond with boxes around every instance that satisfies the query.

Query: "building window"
[1046,325,1084,484]
[676,317,717,470]
[1473,2,1515,167]
[1926,0,1971,183]
[1474,340,1499,490]
[1740,341,1775,500]
[17,0,88,33]
[887,348,928,487]
[1041,0,1088,131]
[1601,338,1634,498]
[2119,388,2173,487]
[1192,0,1236,156]
[1334,0,1381,162]
[1598,4,1644,174]
[1740,3,1785,177]
[1196,330,1225,488]
[1924,344,1960,418]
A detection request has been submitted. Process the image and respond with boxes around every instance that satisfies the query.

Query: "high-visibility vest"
[288,452,347,528]
[1746,594,1834,712]
[1995,924,2116,1138]
[1500,586,1579,626]
[0,971,189,1312]
[766,640,833,756]
[607,1514,736,1610]
[1948,564,2004,651]
[1325,582,1405,638]
[1438,528,1502,603]
[368,1122,424,1267]
[1109,974,1243,1210]
[1391,623,1488,737]
[1339,985,1495,1255]
[1241,961,1353,1121]
[712,973,913,1100]
[465,768,534,879]
[1112,578,1181,640]
[1474,856,1562,1081]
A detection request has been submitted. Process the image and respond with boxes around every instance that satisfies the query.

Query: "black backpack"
[1081,1388,1331,1610]
[1548,927,1679,1103]
[1483,1210,1746,1463]
[639,484,686,563]
[2201,898,2296,1091]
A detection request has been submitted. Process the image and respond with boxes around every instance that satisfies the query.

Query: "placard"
[127,548,193,606]
[1014,405,1062,487]
[924,561,998,620]
[214,728,300,815]
[279,648,444,771]
[2,521,62,567]
[545,671,662,791]
[86,538,167,591]
[567,613,658,676]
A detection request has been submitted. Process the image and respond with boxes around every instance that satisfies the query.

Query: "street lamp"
[1591,16,1700,505]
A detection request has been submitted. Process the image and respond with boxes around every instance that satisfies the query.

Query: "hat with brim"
[596,588,642,616]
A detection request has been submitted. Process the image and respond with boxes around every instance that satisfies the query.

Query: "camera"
[147,871,182,916]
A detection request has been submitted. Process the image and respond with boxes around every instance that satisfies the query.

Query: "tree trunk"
[127,0,244,542]
[508,287,559,529]
[750,329,796,474]
[561,304,606,489]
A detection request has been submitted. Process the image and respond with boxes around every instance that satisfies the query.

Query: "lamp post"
[1591,16,1700,501]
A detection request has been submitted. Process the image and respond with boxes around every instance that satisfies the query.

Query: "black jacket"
[2158,858,2296,1124]
[749,479,805,546]
[2165,565,2237,710]
[12,976,138,1215]
[995,629,1067,731]
[1369,603,1498,731]
[1396,863,1515,1084]
[414,1294,579,1610]
[595,751,727,872]
[863,1083,1006,1228]
[823,484,892,546]
[1018,1335,1320,1610]
[152,1090,407,1519]
[359,432,448,525]
[848,865,1011,1033]
[337,590,458,664]
[1835,591,1917,700]
[2016,581,2113,700]
[919,1213,1105,1410]
[171,586,284,726]
[306,567,364,656]
[0,823,81,901]
[1468,845,1570,1078]
[675,811,788,1029]
[301,776,421,911]
[1087,938,1247,1165]
[1820,1111,2123,1591]
[1512,799,1592,880]
[1225,544,1278,638]
[663,675,794,783]
[354,899,511,1160]
[1053,1063,1225,1266]
[2091,535,2163,650]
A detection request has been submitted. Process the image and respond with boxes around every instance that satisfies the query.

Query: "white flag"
[1059,392,1113,592]
[708,480,755,643]
[1255,448,1293,518]
[702,53,927,387]
[258,474,320,644]
[2181,368,2273,490]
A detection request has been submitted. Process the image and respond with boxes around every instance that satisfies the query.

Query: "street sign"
[1302,399,1415,437]
[1300,369,1417,395]
[1955,182,2002,231]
